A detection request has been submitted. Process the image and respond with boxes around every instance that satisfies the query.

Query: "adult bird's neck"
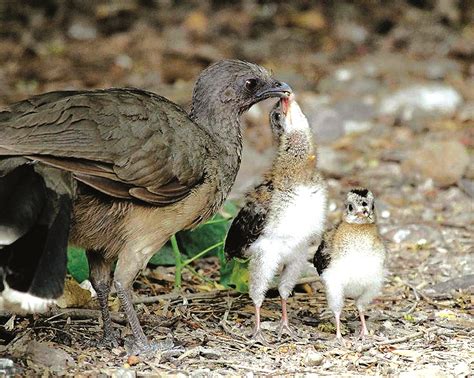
[190,103,243,195]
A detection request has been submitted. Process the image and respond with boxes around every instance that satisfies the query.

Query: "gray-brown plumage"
[225,97,327,343]
[0,59,291,354]
[313,189,386,344]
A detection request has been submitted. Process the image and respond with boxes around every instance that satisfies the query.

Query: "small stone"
[68,18,97,41]
[402,140,470,187]
[453,361,471,377]
[26,341,75,371]
[380,84,463,117]
[302,351,324,367]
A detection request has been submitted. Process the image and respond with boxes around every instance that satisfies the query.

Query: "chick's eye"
[245,78,258,92]
[348,204,353,212]
[362,201,367,206]
[273,112,281,122]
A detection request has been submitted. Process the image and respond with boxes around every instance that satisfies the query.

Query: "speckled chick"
[225,96,328,343]
[314,189,386,343]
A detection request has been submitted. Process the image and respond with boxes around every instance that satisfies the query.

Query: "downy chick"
[225,96,327,343]
[314,189,386,343]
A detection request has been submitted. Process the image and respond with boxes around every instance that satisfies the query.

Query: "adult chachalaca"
[0,59,291,354]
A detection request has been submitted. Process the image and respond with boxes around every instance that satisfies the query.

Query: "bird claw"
[277,322,298,341]
[125,336,174,357]
[335,335,347,347]
[250,328,271,346]
[88,328,120,349]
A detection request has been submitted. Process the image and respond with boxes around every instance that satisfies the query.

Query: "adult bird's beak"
[256,81,292,99]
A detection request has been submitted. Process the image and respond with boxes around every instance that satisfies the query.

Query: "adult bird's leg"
[113,248,166,355]
[86,250,118,347]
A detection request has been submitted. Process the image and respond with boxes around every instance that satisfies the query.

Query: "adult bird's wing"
[224,181,272,260]
[0,89,208,206]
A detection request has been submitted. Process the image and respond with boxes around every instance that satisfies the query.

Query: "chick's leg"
[248,251,279,344]
[86,250,117,347]
[277,260,305,339]
[325,282,345,345]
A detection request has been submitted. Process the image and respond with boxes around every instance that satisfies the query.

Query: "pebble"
[453,361,471,377]
[402,140,470,187]
[379,84,463,118]
[26,341,75,371]
[302,351,324,367]
[383,224,440,244]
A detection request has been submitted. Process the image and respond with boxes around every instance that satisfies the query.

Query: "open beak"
[256,81,292,99]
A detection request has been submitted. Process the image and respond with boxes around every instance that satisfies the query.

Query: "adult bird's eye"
[348,204,353,212]
[245,78,258,92]
[273,112,281,122]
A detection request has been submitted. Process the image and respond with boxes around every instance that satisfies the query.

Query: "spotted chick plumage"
[225,97,327,343]
[314,188,386,343]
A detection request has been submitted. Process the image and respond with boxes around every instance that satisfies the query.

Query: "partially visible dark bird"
[313,189,386,344]
[0,59,291,354]
[225,97,327,344]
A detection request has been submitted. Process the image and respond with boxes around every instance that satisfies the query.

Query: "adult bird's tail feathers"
[0,160,75,313]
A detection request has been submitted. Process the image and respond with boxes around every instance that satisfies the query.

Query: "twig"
[360,326,437,351]
[133,289,241,304]
[403,280,420,315]
[197,359,274,373]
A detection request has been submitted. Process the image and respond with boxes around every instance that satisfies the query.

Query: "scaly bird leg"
[278,298,296,340]
[251,305,269,346]
[86,250,118,348]
[334,311,346,346]
[358,309,369,339]
[114,280,158,355]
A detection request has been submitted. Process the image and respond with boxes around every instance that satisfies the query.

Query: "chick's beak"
[256,81,292,99]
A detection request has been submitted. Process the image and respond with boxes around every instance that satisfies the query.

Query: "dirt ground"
[0,0,473,376]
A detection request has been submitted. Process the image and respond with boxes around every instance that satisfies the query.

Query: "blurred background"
[0,0,472,286]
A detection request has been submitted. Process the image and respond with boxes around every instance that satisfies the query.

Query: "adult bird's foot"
[250,328,270,346]
[277,322,298,341]
[125,336,174,356]
[97,332,120,349]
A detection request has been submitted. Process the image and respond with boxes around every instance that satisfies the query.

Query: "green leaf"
[148,244,176,266]
[67,247,89,283]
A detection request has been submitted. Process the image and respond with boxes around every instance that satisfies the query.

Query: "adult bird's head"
[190,59,292,121]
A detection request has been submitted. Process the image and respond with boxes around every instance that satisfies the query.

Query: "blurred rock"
[302,351,324,366]
[457,102,474,122]
[458,178,474,198]
[383,224,440,244]
[299,94,345,143]
[68,18,97,41]
[318,146,353,178]
[335,22,368,45]
[334,99,376,134]
[401,140,469,187]
[380,84,463,118]
[26,341,75,371]
[291,10,326,31]
[453,361,471,377]
[425,275,474,298]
